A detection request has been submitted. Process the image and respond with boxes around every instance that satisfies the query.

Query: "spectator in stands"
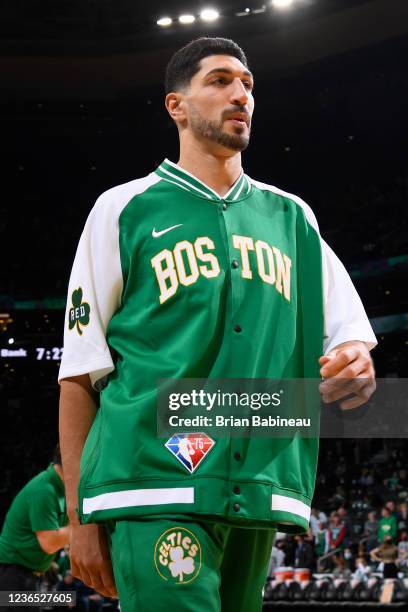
[352,556,372,583]
[294,534,315,570]
[397,502,408,533]
[315,521,328,557]
[281,537,296,567]
[397,531,408,570]
[378,506,398,543]
[364,511,379,552]
[370,535,398,579]
[310,508,327,539]
[385,500,398,518]
[268,539,286,575]
[332,554,352,581]
[337,506,353,547]
[327,513,346,553]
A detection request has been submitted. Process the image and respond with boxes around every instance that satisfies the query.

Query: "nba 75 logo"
[68,287,90,336]
[165,433,215,473]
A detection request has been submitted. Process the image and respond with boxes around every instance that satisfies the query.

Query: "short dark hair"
[52,443,62,466]
[165,37,248,94]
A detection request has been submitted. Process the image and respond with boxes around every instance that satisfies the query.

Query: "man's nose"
[230,78,249,106]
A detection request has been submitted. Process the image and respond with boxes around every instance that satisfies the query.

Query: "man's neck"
[177,144,242,198]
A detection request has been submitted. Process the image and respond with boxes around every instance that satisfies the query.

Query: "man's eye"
[243,81,253,90]
[213,77,227,85]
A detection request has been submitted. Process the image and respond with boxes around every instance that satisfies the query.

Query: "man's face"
[182,54,254,152]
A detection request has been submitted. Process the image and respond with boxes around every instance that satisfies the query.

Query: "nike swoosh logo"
[152,224,183,238]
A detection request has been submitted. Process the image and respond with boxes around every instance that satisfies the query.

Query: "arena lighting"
[157,17,172,27]
[8,338,14,344]
[272,0,294,8]
[179,14,196,24]
[200,8,220,22]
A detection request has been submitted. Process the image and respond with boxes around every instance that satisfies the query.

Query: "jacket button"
[234,452,241,461]
[233,486,241,494]
[234,324,242,333]
[231,259,239,269]
[233,503,240,512]
[222,203,228,210]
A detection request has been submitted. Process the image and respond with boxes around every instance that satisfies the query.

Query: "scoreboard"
[0,346,63,361]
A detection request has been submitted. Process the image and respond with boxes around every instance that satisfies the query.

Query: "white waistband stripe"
[83,487,195,514]
[271,494,311,521]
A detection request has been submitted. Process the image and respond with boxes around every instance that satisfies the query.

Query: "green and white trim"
[155,158,252,202]
[81,484,311,533]
[83,487,195,514]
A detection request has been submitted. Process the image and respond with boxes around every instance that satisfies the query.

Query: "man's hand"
[70,523,118,598]
[319,340,376,410]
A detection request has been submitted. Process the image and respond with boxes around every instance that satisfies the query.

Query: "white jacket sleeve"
[322,239,377,355]
[58,193,123,389]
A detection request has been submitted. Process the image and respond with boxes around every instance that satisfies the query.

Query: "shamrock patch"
[154,527,201,584]
[68,287,90,336]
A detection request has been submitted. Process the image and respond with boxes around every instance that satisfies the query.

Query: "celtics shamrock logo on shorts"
[68,287,90,336]
[154,527,201,584]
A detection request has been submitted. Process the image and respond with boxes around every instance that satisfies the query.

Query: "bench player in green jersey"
[0,445,69,596]
[59,37,377,610]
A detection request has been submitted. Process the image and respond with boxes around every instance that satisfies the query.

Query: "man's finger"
[77,566,94,590]
[334,356,374,380]
[87,573,115,598]
[339,379,376,410]
[319,354,335,366]
[321,376,376,405]
[320,378,363,404]
[79,568,113,598]
[320,347,360,377]
[100,567,119,598]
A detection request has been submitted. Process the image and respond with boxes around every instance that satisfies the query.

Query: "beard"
[188,103,251,152]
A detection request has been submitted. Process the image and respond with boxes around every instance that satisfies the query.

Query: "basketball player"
[59,37,376,611]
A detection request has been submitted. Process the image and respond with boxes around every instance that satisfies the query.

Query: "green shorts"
[106,517,275,612]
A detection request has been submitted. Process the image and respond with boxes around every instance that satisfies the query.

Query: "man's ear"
[165,92,187,125]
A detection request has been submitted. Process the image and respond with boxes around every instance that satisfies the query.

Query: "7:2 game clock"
[36,347,63,361]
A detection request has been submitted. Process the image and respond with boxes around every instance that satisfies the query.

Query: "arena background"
[0,0,407,608]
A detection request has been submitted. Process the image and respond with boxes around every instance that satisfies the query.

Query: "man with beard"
[59,37,376,611]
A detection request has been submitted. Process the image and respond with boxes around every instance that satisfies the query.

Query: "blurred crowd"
[268,440,408,585]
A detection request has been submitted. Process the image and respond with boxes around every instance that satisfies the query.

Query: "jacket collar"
[155,158,252,203]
